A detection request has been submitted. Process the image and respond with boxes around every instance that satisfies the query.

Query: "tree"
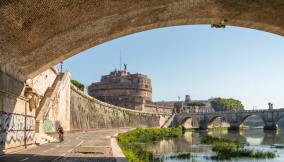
[71,80,84,91]
[187,102,206,107]
[210,98,244,112]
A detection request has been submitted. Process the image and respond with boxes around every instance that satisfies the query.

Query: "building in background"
[88,68,174,113]
[175,95,228,127]
[174,95,215,113]
[144,101,174,113]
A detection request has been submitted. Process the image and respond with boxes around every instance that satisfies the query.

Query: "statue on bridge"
[268,102,273,110]
[124,64,127,71]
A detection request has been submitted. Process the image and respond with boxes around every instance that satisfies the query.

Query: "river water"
[145,128,284,162]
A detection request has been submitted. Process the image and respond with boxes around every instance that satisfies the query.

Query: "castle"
[176,95,215,113]
[88,68,174,113]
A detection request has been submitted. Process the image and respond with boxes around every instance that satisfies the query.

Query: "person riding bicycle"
[57,126,64,142]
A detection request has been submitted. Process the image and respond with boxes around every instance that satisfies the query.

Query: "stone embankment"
[70,84,171,130]
[0,68,172,153]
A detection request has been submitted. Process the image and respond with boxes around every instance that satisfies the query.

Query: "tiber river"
[144,128,284,162]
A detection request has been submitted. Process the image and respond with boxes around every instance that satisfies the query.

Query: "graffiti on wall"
[43,120,62,133]
[1,112,34,131]
[43,120,53,133]
[0,112,35,149]
[3,131,35,145]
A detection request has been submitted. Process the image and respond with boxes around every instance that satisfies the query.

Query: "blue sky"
[60,25,284,110]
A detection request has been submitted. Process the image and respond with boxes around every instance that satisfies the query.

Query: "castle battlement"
[88,70,174,113]
[88,70,152,110]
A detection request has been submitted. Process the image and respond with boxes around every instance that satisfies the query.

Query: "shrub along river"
[118,127,284,162]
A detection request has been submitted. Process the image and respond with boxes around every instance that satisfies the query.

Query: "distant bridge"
[174,109,284,130]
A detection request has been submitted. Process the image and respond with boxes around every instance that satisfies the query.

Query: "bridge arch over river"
[0,0,284,80]
[175,109,284,130]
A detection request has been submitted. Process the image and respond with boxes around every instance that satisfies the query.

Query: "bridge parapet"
[180,109,284,115]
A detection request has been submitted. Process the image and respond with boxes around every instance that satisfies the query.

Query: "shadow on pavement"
[0,153,127,162]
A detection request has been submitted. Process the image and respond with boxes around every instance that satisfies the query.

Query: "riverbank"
[117,127,183,162]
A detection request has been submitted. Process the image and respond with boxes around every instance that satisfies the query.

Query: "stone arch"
[180,117,199,129]
[1,1,284,80]
[208,115,226,123]
[276,115,284,127]
[207,115,229,128]
[239,114,265,127]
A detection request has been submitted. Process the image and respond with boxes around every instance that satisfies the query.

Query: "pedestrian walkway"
[0,129,128,162]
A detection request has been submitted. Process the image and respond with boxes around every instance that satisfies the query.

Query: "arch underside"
[1,0,284,80]
[240,114,265,126]
[210,115,225,122]
[207,116,229,128]
[276,115,284,125]
[181,117,199,128]
[209,116,226,123]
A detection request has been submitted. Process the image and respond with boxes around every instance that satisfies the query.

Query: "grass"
[184,128,199,132]
[208,126,228,131]
[154,152,191,161]
[201,135,240,146]
[169,152,191,159]
[201,135,276,160]
[117,127,183,162]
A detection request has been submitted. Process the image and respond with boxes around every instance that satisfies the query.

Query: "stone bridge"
[1,1,284,81]
[174,109,284,130]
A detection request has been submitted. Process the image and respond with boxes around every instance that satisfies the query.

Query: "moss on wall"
[70,86,161,130]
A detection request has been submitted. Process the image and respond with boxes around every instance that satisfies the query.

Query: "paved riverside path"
[0,129,129,162]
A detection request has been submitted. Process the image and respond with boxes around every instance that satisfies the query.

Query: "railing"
[179,108,284,115]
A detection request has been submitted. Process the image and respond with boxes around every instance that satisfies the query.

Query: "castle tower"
[88,70,152,110]
[185,95,192,103]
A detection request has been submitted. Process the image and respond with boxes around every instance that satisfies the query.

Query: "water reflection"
[146,129,284,162]
[148,132,210,155]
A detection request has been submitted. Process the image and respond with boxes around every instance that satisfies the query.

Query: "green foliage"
[201,135,240,146]
[78,104,85,113]
[71,80,84,91]
[211,97,244,111]
[117,128,183,162]
[155,152,191,161]
[211,145,276,160]
[201,135,275,160]
[169,152,191,159]
[187,102,206,106]
[208,126,227,131]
